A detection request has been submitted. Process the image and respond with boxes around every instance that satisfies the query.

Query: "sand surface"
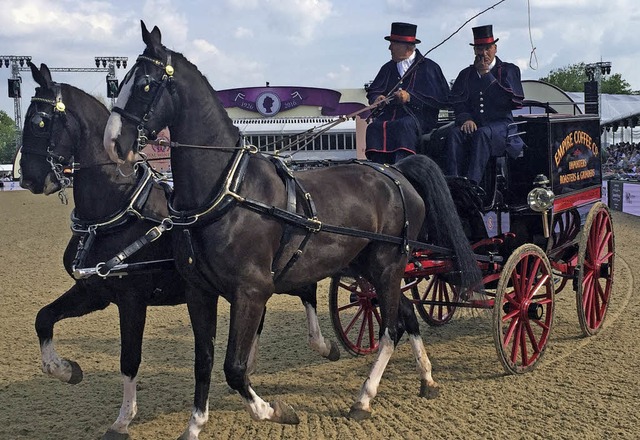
[1,190,637,439]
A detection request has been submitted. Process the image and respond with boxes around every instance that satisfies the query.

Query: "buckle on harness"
[308,217,322,233]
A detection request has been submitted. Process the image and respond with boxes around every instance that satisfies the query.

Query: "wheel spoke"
[528,273,550,299]
[510,319,523,364]
[503,311,519,346]
[372,304,382,326]
[344,305,365,335]
[367,310,376,349]
[337,299,360,313]
[524,319,541,355]
[523,257,542,298]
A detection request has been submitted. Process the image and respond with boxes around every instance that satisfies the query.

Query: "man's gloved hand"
[394,89,410,104]
[373,95,387,105]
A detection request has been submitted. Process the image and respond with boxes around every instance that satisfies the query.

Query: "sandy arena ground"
[0,189,638,439]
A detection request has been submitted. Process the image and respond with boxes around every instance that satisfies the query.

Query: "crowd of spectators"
[602,141,640,179]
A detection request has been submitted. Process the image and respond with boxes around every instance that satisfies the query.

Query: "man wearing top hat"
[365,22,450,164]
[444,24,525,185]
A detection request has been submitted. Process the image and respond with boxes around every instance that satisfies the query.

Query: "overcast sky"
[1,0,639,120]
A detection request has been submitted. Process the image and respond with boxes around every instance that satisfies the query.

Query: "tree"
[539,62,635,94]
[0,110,18,164]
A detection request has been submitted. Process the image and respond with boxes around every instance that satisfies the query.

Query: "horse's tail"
[395,154,481,289]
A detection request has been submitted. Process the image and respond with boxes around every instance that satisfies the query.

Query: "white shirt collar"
[397,51,416,77]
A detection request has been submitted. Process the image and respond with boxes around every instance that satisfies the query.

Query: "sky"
[1,0,640,123]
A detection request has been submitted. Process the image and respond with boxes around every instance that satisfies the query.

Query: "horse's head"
[20,62,78,195]
[104,20,180,165]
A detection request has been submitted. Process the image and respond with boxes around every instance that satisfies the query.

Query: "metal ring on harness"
[95,262,111,278]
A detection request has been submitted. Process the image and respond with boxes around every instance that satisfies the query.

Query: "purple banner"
[216,86,365,117]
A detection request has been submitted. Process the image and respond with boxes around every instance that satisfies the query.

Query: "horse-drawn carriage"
[328,111,613,374]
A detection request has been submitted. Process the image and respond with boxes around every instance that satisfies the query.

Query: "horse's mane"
[58,83,110,117]
[163,46,237,131]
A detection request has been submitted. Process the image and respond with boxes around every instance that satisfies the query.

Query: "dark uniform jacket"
[449,56,525,157]
[365,50,449,155]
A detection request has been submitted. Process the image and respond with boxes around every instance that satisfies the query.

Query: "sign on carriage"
[550,117,602,194]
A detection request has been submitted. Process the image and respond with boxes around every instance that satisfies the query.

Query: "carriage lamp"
[527,174,555,238]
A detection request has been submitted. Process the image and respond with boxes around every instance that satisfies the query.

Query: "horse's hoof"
[326,340,341,361]
[102,429,130,440]
[271,400,300,424]
[66,359,83,384]
[348,403,372,421]
[419,379,439,399]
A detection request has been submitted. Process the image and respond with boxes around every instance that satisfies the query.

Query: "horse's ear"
[29,61,52,89]
[39,64,53,85]
[141,20,162,50]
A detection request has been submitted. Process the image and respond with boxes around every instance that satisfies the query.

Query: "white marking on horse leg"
[409,335,437,387]
[181,402,209,440]
[353,330,395,412]
[108,375,138,434]
[40,340,73,382]
[244,387,275,421]
[247,334,260,377]
[305,303,331,357]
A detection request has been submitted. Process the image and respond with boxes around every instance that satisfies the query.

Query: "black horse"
[104,21,479,438]
[20,62,187,439]
[20,63,338,439]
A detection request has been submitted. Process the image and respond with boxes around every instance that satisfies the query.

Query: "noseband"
[112,53,178,154]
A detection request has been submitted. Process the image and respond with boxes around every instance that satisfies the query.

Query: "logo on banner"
[256,92,282,117]
[625,191,636,204]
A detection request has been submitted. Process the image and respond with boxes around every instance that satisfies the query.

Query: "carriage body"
[480,113,604,258]
[330,111,615,374]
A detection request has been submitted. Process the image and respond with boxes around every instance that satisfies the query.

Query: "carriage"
[327,109,613,374]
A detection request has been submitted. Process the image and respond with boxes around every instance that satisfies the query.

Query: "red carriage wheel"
[576,202,615,336]
[329,274,380,356]
[409,276,458,326]
[493,244,555,374]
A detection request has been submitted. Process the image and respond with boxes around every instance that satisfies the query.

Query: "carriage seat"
[418,120,454,158]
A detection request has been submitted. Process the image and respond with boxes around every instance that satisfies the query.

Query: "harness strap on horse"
[69,162,176,279]
[71,162,158,233]
[71,228,97,274]
[97,221,170,277]
[357,160,411,254]
[270,157,318,283]
[167,142,250,225]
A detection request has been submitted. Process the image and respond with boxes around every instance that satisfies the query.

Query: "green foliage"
[0,110,18,164]
[539,62,634,94]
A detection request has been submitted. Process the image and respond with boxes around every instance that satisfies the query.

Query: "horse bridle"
[112,53,179,154]
[22,83,76,200]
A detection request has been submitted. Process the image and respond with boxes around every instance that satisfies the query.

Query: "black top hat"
[385,22,421,44]
[470,25,499,46]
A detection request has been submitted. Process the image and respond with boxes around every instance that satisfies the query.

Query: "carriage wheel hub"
[527,303,544,320]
